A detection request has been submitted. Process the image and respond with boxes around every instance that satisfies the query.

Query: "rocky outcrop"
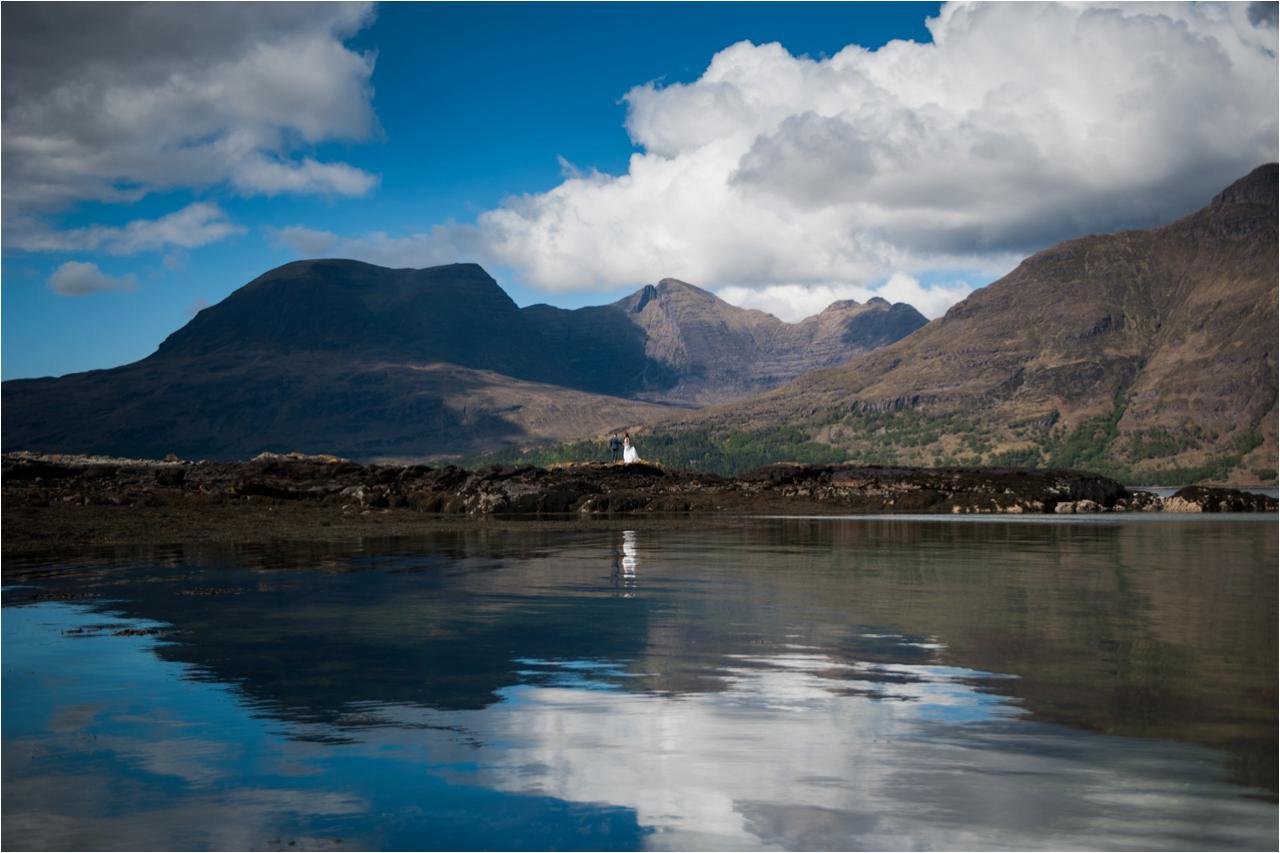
[6,452,1273,521]
[1162,485,1278,513]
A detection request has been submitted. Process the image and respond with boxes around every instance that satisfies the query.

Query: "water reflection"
[441,657,1258,850]
[4,518,1277,850]
[611,530,639,596]
[622,530,638,577]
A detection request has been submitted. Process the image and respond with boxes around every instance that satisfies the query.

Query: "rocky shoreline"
[3,451,1275,554]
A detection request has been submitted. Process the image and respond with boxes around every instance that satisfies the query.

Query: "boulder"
[1165,486,1277,513]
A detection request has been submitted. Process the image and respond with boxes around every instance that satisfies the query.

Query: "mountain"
[647,165,1279,485]
[528,278,927,403]
[1,261,672,460]
[157,261,569,385]
[2,260,921,461]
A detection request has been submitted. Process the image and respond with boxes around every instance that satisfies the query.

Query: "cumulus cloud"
[1,2,379,220]
[1248,1,1278,28]
[717,273,976,322]
[47,261,138,296]
[232,156,378,198]
[268,222,484,268]
[8,203,245,255]
[513,2,1275,286]
[270,226,341,257]
[283,2,1276,319]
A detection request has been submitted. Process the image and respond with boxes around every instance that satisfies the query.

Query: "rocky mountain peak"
[655,277,699,290]
[814,296,900,318]
[822,299,862,313]
[1211,163,1277,207]
[623,278,722,314]
[632,284,659,312]
[653,278,721,303]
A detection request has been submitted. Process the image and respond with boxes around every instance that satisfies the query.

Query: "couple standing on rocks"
[608,433,641,464]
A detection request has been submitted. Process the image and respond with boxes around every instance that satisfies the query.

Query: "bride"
[622,433,640,464]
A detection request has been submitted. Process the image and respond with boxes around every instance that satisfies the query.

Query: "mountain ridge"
[642,164,1278,484]
[2,260,923,460]
[529,276,927,403]
[11,162,1271,477]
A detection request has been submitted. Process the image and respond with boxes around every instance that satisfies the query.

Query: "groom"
[608,433,621,463]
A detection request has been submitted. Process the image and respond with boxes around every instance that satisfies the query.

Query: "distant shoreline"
[4,452,1275,558]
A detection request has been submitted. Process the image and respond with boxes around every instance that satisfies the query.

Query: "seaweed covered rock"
[1164,486,1278,513]
[3,452,1275,519]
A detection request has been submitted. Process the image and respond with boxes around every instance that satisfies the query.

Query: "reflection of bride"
[621,530,637,576]
[610,530,638,596]
[622,433,640,464]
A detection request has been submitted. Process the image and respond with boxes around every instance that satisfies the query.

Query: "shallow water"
[1134,486,1279,500]
[3,516,1277,850]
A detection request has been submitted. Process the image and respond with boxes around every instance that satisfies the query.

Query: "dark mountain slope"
[159,260,570,385]
[518,302,679,397]
[2,261,672,460]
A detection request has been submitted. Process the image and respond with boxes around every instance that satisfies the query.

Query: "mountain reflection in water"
[3,517,1276,850]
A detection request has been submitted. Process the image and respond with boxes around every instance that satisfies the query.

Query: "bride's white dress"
[623,444,639,464]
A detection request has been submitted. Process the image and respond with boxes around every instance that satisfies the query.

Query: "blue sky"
[2,2,1276,380]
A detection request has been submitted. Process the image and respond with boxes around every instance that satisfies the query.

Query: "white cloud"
[877,274,977,319]
[347,657,1273,851]
[8,203,245,255]
[232,156,379,198]
[282,2,1276,320]
[268,222,484,268]
[270,226,341,257]
[47,261,138,296]
[717,273,977,322]
[1,3,379,220]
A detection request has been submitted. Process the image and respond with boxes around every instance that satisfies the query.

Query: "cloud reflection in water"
[345,648,1266,851]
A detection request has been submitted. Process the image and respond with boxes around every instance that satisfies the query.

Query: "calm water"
[3,517,1277,851]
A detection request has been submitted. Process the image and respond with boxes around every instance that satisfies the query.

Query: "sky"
[2,1,1277,380]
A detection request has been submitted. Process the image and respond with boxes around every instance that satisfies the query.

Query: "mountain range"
[1,261,924,460]
[4,166,1275,484]
[527,278,926,404]
[645,164,1278,485]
